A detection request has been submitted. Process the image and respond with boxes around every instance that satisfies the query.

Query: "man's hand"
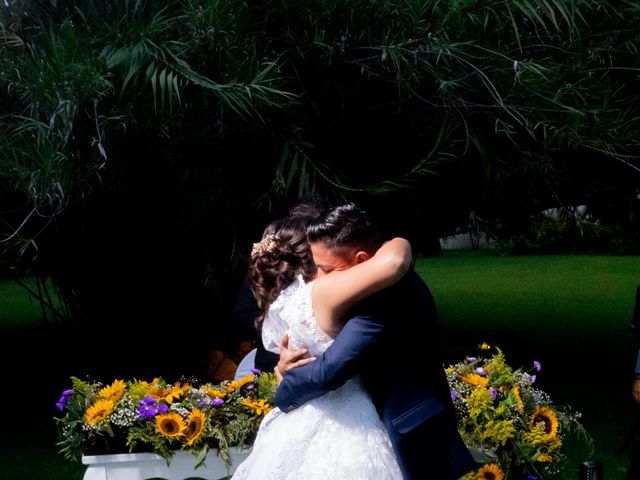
[633,377,640,404]
[276,334,316,383]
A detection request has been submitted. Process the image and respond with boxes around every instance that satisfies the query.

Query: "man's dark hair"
[306,203,380,253]
[288,195,332,219]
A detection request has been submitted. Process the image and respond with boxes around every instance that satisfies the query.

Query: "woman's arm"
[312,237,412,336]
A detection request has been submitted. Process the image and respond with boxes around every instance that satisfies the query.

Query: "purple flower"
[490,388,497,399]
[533,360,542,372]
[157,403,168,414]
[136,405,158,419]
[250,368,261,375]
[141,396,157,406]
[450,390,457,401]
[526,476,538,480]
[246,384,255,391]
[530,375,537,384]
[466,357,477,362]
[475,367,486,377]
[211,398,224,407]
[55,388,74,411]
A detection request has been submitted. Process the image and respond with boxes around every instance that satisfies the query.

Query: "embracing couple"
[232,202,475,480]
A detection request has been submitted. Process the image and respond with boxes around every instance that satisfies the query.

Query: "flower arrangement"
[446,344,591,480]
[54,371,277,470]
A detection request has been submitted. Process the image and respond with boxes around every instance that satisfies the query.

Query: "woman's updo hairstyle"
[249,216,316,329]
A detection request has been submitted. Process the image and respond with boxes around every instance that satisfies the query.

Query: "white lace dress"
[231,275,403,480]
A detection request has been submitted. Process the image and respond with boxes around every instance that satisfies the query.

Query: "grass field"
[1,251,639,479]
[416,251,640,480]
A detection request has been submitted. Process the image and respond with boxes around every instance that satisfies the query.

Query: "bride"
[231,215,410,479]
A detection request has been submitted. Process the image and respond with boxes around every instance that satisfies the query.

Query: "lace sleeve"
[261,275,306,354]
[261,303,288,354]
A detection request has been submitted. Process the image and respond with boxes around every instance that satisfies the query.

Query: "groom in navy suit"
[274,203,475,480]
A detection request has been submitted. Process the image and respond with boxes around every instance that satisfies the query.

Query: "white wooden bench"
[82,447,250,480]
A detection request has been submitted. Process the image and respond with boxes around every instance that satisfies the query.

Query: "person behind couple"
[275,203,475,480]
[232,207,412,479]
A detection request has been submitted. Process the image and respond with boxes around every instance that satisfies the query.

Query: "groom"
[274,203,475,480]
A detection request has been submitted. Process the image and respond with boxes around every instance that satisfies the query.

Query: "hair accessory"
[251,234,279,257]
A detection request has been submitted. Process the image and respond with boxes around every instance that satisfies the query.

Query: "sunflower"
[241,398,271,415]
[530,406,559,437]
[537,453,554,463]
[98,379,126,403]
[227,374,255,393]
[461,373,489,387]
[85,399,115,425]
[201,386,227,398]
[156,412,187,437]
[512,386,524,414]
[184,409,206,446]
[477,463,504,480]
[170,383,192,400]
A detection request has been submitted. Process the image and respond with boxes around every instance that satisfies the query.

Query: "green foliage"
[0,0,638,336]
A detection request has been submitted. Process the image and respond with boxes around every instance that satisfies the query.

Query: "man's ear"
[354,251,370,264]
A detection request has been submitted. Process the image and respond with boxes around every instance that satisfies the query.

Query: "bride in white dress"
[232,216,409,480]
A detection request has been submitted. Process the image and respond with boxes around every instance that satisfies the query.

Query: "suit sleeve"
[275,313,385,412]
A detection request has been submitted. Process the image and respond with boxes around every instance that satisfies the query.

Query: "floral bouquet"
[446,344,591,480]
[54,371,277,470]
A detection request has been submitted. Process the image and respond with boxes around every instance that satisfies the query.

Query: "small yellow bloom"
[537,453,554,463]
[479,342,491,350]
[512,386,524,414]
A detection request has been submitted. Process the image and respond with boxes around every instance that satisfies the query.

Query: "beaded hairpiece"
[251,234,280,257]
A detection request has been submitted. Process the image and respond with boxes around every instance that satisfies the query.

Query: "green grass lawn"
[2,252,640,479]
[416,250,640,480]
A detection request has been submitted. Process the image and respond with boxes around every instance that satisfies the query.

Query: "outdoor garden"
[1,1,639,479]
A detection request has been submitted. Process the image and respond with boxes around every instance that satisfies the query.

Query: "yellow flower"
[537,453,554,463]
[462,373,489,387]
[201,386,227,398]
[184,409,206,446]
[241,398,271,415]
[85,399,115,425]
[150,383,190,404]
[530,406,559,438]
[512,386,524,414]
[227,374,255,392]
[477,463,504,480]
[479,342,491,350]
[466,387,494,421]
[98,379,125,403]
[156,413,187,437]
[481,419,516,446]
[171,383,192,399]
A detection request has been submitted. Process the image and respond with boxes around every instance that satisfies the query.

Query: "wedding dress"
[231,274,403,480]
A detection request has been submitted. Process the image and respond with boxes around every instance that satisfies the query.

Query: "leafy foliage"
[0,0,638,366]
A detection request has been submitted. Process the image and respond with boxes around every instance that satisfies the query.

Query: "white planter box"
[82,447,251,480]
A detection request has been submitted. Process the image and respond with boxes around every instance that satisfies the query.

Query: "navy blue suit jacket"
[275,270,475,479]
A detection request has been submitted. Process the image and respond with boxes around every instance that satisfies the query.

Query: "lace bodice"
[262,274,333,358]
[234,277,403,480]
